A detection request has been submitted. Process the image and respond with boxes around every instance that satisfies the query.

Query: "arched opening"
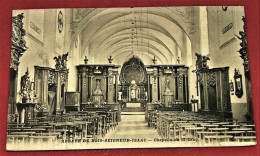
[119,55,147,111]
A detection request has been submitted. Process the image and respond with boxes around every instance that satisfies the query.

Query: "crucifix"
[84,56,88,64]
[108,55,113,64]
[152,56,157,64]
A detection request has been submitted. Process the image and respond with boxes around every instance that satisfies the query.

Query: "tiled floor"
[104,114,160,139]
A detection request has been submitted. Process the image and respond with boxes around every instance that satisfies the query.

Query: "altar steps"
[122,107,145,112]
[121,112,145,115]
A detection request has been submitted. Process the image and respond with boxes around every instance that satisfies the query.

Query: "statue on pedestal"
[93,79,104,107]
[130,80,138,102]
[163,78,173,107]
[19,68,32,103]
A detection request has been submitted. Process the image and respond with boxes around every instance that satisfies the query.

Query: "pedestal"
[163,88,173,107]
[191,99,199,112]
[93,94,104,107]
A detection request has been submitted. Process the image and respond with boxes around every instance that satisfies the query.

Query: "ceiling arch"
[85,28,177,60]
[73,7,192,38]
[95,44,168,63]
[99,38,171,59]
[82,13,187,55]
[113,50,164,65]
[70,7,193,65]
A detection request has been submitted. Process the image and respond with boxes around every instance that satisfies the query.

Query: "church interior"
[7,7,256,149]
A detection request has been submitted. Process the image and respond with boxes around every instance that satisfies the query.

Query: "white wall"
[13,9,73,102]
[207,6,248,121]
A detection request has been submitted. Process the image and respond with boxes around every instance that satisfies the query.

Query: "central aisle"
[82,114,163,149]
[104,114,160,139]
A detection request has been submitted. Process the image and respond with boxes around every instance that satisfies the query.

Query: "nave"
[7,111,256,150]
[104,114,159,139]
[147,111,256,146]
[7,7,256,150]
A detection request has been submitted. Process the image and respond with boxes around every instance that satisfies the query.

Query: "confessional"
[194,53,232,118]
[198,67,232,118]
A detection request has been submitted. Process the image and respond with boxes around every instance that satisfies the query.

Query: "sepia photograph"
[6,6,256,151]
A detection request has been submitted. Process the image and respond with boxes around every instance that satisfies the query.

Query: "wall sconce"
[234,68,243,98]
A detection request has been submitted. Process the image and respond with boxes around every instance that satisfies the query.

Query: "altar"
[119,56,148,103]
[126,102,141,108]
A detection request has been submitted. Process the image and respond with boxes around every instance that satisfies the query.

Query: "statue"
[54,52,69,70]
[11,13,28,71]
[61,52,69,69]
[235,16,249,73]
[93,79,104,107]
[12,13,27,51]
[93,79,103,95]
[165,78,170,91]
[19,68,32,103]
[54,55,62,69]
[163,77,173,107]
[195,53,210,70]
[130,80,138,101]
[236,31,247,49]
[193,53,210,96]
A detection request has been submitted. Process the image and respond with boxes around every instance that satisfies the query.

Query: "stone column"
[115,74,118,103]
[184,74,188,104]
[152,68,158,103]
[203,73,209,111]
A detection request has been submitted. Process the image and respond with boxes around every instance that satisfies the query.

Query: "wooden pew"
[7,135,29,145]
[234,136,256,142]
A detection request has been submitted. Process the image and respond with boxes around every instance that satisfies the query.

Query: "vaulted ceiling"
[70,7,194,65]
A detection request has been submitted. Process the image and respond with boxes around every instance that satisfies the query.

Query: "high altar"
[119,57,147,109]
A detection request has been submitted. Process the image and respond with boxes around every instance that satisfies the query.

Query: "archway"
[119,56,147,111]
